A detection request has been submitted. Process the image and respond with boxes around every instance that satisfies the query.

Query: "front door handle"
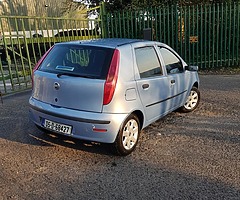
[142,83,149,89]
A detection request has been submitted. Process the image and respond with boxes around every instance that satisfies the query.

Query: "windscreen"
[39,44,114,79]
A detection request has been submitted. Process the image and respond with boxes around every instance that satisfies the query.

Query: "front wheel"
[112,114,140,156]
[181,87,200,112]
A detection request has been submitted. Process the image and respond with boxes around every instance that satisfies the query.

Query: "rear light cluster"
[31,46,54,88]
[103,49,120,105]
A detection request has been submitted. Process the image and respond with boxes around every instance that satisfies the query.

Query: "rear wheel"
[181,87,200,112]
[113,114,140,156]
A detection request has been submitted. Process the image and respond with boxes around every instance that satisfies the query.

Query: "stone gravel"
[0,75,240,200]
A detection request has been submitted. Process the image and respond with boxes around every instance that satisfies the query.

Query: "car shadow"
[28,126,114,156]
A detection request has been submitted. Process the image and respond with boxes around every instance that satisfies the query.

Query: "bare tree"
[61,0,88,19]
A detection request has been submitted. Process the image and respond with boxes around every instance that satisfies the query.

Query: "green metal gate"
[104,2,240,69]
[0,5,103,95]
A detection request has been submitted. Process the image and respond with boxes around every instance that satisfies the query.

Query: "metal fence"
[105,2,240,69]
[0,10,101,95]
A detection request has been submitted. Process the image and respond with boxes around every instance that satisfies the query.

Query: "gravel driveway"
[0,75,240,200]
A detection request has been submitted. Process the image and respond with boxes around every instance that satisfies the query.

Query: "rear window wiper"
[57,72,97,79]
[57,72,80,78]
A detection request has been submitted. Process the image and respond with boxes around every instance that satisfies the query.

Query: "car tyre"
[181,86,200,112]
[112,114,140,156]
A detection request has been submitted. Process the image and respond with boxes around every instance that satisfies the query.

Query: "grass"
[199,67,240,75]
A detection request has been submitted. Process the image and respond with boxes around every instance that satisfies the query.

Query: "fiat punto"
[29,38,200,155]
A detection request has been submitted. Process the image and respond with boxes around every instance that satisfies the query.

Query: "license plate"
[43,119,72,135]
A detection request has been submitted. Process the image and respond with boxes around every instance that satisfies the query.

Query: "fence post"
[143,28,152,40]
[0,17,14,90]
[0,90,2,104]
[237,2,240,66]
[100,2,107,38]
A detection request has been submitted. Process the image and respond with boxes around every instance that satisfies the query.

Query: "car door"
[134,46,171,124]
[158,46,188,108]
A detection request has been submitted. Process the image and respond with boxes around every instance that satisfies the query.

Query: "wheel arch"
[193,81,199,88]
[131,110,144,130]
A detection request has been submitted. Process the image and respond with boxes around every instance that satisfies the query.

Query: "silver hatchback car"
[29,38,200,155]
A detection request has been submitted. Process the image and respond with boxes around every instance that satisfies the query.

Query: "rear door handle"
[171,80,175,84]
[142,84,149,89]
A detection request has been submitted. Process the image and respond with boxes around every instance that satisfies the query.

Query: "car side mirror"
[185,65,198,71]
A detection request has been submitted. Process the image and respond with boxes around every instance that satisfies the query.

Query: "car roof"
[56,38,159,49]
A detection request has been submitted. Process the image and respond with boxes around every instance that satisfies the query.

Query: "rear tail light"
[31,46,54,88]
[103,49,120,105]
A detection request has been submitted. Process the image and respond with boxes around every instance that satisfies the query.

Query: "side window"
[159,47,183,74]
[135,46,162,78]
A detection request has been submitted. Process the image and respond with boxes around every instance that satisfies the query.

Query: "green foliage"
[60,0,240,13]
[87,0,239,11]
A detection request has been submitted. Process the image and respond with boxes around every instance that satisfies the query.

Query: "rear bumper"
[29,97,128,143]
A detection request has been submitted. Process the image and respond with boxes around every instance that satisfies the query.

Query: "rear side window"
[135,46,162,78]
[39,44,114,79]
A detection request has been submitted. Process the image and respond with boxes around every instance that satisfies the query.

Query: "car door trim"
[146,90,187,108]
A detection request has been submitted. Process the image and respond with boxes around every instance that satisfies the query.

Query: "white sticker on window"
[56,65,74,71]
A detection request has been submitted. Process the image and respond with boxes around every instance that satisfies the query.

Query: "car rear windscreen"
[39,44,114,79]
